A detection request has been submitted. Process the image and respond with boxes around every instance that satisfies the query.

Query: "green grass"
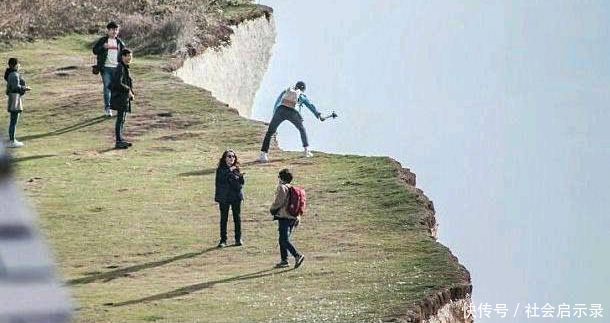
[3,35,468,322]
[222,3,269,23]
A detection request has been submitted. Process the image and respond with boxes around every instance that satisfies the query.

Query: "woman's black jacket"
[214,165,244,203]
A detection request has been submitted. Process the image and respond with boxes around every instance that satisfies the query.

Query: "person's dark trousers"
[8,111,20,141]
[278,218,300,261]
[115,110,127,142]
[261,106,309,153]
[219,201,242,243]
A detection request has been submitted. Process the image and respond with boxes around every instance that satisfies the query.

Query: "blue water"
[253,1,610,322]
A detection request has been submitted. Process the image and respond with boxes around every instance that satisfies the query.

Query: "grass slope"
[3,35,467,322]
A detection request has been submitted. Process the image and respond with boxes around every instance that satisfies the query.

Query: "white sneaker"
[256,152,269,163]
[104,107,113,117]
[7,140,24,148]
[304,150,313,158]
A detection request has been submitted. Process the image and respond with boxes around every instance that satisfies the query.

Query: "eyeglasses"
[226,155,235,158]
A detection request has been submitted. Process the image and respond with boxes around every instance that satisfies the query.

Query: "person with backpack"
[4,58,30,148]
[257,81,326,162]
[110,49,134,149]
[214,150,245,248]
[93,21,126,117]
[270,168,305,269]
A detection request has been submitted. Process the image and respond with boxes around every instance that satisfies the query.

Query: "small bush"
[0,0,149,41]
[119,12,196,55]
[0,0,265,64]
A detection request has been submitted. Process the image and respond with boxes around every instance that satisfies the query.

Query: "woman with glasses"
[214,150,245,248]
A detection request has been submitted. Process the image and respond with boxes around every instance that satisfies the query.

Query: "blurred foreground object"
[0,140,72,322]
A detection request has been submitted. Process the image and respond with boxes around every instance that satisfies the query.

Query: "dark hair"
[8,58,18,68]
[121,48,132,57]
[218,150,240,170]
[278,168,293,183]
[295,81,306,91]
[107,21,119,29]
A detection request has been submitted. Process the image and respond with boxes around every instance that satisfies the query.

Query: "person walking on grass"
[110,49,134,149]
[270,168,305,269]
[214,150,245,248]
[257,81,327,162]
[4,58,30,148]
[93,21,126,117]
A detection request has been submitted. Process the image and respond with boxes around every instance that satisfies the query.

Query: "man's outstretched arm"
[299,95,322,120]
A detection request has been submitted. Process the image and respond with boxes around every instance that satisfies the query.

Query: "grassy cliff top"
[2,34,469,322]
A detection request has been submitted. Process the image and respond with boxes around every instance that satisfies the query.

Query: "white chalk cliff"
[175,15,276,118]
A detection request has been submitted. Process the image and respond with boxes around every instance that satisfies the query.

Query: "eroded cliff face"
[175,15,276,118]
[425,299,473,323]
[391,159,473,323]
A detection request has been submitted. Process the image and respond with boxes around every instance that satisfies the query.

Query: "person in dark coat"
[92,21,126,117]
[4,58,30,148]
[214,150,245,248]
[110,49,134,149]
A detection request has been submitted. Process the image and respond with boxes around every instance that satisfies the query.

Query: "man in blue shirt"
[257,81,324,162]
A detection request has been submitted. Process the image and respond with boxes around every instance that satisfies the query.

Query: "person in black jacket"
[92,21,126,117]
[110,49,134,149]
[4,58,30,148]
[214,150,245,248]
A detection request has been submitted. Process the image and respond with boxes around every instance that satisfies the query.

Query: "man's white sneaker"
[304,150,313,158]
[256,152,269,163]
[104,107,113,117]
[7,140,24,148]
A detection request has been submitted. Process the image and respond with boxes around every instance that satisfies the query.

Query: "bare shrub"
[119,12,196,55]
[0,0,266,63]
[117,14,155,49]
[0,0,150,41]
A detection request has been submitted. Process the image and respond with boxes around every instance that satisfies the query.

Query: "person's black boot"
[274,260,289,268]
[294,255,305,269]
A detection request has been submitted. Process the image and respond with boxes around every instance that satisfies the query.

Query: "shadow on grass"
[21,116,109,141]
[11,154,57,163]
[178,158,294,177]
[179,168,216,177]
[67,248,217,286]
[97,147,119,154]
[241,159,292,167]
[109,267,294,307]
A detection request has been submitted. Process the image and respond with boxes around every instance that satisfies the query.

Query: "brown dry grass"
[0,0,266,60]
